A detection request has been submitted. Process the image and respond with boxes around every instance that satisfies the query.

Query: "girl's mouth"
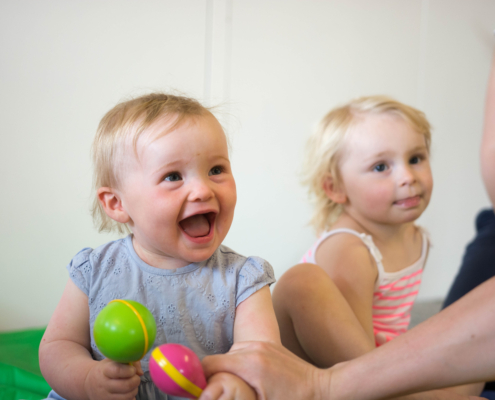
[179,212,216,238]
[394,195,421,208]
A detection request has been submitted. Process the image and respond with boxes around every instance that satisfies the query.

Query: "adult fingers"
[204,341,322,400]
[204,341,299,378]
[203,347,261,379]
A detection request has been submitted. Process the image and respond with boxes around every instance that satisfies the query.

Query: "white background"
[1,0,494,331]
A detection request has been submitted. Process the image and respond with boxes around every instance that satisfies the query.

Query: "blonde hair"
[303,95,431,234]
[91,93,212,234]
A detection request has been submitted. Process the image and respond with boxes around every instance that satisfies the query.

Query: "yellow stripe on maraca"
[151,347,203,398]
[110,299,149,360]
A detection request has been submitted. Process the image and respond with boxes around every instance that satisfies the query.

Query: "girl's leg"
[272,263,374,368]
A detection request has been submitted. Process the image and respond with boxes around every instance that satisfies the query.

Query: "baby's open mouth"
[179,212,216,238]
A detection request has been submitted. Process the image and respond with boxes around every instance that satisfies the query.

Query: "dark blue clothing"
[442,209,495,394]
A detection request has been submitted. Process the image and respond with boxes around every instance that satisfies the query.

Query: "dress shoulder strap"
[315,228,384,268]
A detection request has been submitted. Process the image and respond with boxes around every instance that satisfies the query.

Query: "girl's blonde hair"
[303,95,431,234]
[91,93,212,234]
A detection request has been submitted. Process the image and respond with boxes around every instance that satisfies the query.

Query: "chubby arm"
[233,285,280,343]
[199,286,280,399]
[40,279,95,398]
[39,280,140,400]
[481,51,495,204]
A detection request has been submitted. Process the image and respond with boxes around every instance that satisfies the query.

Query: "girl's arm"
[316,234,378,344]
[39,280,141,400]
[233,285,280,343]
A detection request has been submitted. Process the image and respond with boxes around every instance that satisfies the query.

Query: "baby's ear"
[322,175,347,204]
[97,187,131,223]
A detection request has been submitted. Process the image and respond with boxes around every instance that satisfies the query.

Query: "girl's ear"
[322,175,347,204]
[97,187,131,224]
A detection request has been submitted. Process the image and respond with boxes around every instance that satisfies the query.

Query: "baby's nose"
[188,179,214,202]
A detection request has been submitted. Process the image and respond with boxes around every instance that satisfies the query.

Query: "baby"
[39,93,280,400]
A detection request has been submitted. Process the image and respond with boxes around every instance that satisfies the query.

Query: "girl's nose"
[188,178,214,202]
[399,166,416,186]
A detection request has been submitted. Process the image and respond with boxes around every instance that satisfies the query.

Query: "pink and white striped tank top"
[300,228,429,345]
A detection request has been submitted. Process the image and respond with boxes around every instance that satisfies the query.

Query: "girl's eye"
[373,163,387,172]
[410,155,422,164]
[164,172,182,182]
[209,166,223,176]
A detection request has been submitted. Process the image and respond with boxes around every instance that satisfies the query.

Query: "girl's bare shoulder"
[315,229,377,278]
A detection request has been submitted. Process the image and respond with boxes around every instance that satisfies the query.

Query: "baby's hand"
[84,358,142,400]
[199,372,256,400]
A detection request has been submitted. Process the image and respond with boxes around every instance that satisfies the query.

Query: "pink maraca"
[149,343,207,399]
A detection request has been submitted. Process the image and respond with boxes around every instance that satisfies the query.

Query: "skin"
[481,53,495,205]
[40,114,280,400]
[201,52,495,400]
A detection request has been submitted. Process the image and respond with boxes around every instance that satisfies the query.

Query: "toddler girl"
[273,96,432,368]
[39,93,280,400]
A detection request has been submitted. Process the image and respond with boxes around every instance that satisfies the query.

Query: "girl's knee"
[274,263,332,299]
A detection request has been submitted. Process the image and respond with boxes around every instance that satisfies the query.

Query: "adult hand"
[202,341,324,400]
[203,342,489,400]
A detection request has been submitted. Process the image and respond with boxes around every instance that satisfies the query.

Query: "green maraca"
[94,299,157,363]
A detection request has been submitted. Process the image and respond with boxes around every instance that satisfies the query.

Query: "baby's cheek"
[221,183,237,214]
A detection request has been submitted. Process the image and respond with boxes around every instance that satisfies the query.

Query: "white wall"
[0,0,493,331]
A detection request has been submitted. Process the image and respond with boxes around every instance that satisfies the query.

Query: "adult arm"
[481,51,495,204]
[202,276,495,400]
[328,276,495,400]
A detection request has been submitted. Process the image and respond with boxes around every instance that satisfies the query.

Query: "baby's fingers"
[132,360,144,376]
[105,377,140,397]
[102,360,138,379]
[199,383,224,400]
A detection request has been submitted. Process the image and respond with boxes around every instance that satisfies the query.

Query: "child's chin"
[182,246,218,263]
[397,211,423,224]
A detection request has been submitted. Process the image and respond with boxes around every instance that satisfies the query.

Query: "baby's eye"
[373,163,388,172]
[164,172,182,182]
[209,166,224,176]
